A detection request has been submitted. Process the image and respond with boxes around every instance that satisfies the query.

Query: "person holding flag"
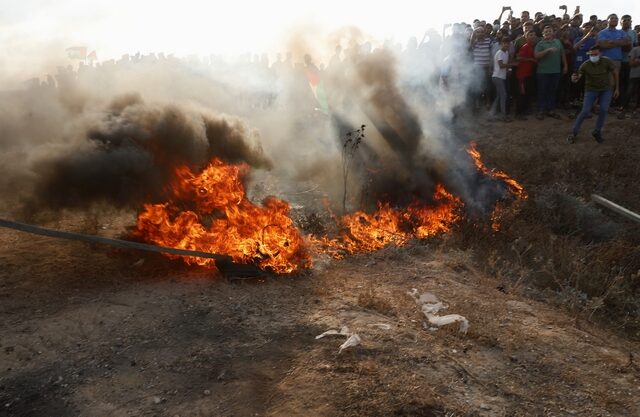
[66,46,87,60]
[303,54,329,114]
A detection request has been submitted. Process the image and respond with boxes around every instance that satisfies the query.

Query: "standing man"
[597,14,631,104]
[514,21,536,51]
[567,14,584,42]
[510,11,528,40]
[534,26,568,119]
[571,22,599,107]
[618,43,640,119]
[470,27,493,114]
[490,38,517,122]
[567,45,619,144]
[619,15,638,107]
[515,30,537,119]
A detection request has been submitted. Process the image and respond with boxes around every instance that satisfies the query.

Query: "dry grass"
[356,286,394,316]
[462,135,640,339]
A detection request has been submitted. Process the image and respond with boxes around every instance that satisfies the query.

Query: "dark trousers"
[619,61,631,106]
[516,76,535,115]
[537,73,561,113]
[621,77,640,110]
[557,73,572,108]
[569,75,585,103]
[471,65,491,113]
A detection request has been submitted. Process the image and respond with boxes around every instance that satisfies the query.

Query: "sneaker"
[546,112,562,120]
[566,133,576,144]
[592,129,604,143]
[536,112,545,120]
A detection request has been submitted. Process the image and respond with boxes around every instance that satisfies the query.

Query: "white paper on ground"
[339,334,362,353]
[316,326,362,353]
[408,288,469,334]
[315,326,350,339]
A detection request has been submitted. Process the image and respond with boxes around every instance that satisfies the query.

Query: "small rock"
[203,390,211,396]
[480,403,491,410]
[152,396,162,404]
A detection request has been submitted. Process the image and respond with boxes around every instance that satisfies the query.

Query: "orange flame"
[313,184,463,257]
[133,143,527,273]
[466,141,527,200]
[132,158,310,274]
[466,142,527,231]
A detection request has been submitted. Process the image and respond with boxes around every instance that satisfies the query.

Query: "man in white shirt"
[490,38,518,121]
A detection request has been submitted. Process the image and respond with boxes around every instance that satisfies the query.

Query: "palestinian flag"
[304,66,329,114]
[66,46,87,60]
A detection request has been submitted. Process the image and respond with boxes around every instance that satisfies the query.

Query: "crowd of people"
[458,6,639,142]
[22,6,640,144]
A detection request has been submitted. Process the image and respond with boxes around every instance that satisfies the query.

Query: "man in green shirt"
[567,45,619,143]
[534,26,568,119]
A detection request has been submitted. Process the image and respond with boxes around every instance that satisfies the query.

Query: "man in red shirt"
[515,30,538,119]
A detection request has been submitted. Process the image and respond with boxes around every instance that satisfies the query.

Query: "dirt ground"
[2,115,640,417]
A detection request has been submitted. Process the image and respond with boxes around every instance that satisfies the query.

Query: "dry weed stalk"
[341,125,365,213]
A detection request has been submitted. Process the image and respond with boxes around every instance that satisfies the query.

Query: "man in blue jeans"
[567,45,619,144]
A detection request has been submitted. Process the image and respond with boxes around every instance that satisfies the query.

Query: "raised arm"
[574,28,594,50]
[497,7,508,25]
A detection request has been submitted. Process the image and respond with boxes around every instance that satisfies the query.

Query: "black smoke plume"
[22,94,271,214]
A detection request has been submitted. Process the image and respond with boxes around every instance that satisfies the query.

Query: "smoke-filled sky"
[1,0,637,80]
[3,0,616,219]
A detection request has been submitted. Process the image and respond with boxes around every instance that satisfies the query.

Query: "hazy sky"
[0,0,638,80]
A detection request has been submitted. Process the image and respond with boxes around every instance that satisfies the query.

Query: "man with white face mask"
[567,45,619,143]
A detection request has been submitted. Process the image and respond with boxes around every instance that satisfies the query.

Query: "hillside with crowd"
[460,7,639,138]
[18,7,640,144]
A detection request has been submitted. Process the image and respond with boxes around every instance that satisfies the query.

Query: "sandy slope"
[2,115,640,416]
